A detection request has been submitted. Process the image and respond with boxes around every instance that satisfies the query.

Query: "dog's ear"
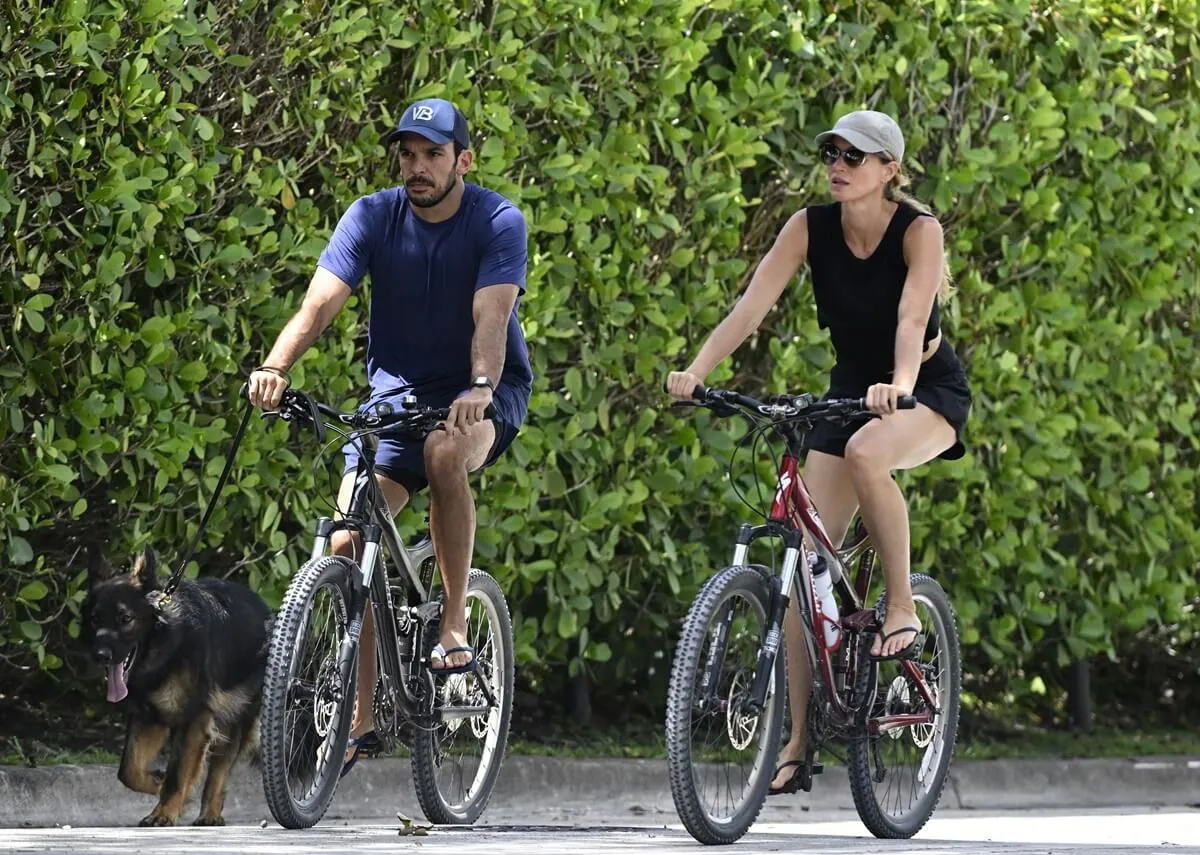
[131,547,159,591]
[86,545,117,586]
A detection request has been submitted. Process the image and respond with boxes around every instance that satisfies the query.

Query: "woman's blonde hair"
[884,171,954,300]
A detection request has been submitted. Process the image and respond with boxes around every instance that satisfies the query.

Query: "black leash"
[161,397,256,598]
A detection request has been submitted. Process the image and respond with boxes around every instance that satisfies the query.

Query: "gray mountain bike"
[257,388,514,830]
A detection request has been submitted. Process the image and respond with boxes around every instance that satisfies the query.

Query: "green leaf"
[20,621,43,641]
[140,316,174,344]
[213,244,252,265]
[97,251,127,285]
[8,536,34,566]
[179,361,208,382]
[542,469,567,497]
[19,581,50,602]
[45,464,77,483]
[126,366,147,391]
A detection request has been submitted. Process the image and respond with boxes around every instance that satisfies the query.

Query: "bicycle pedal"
[841,610,881,632]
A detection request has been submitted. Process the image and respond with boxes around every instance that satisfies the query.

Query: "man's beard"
[406,173,457,208]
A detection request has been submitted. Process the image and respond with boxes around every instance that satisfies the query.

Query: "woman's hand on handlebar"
[865,382,913,416]
[666,369,704,401]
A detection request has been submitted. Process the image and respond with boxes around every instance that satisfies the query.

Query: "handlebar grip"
[898,395,917,410]
[692,384,709,401]
[238,382,249,401]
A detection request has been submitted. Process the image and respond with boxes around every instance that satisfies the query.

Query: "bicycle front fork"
[310,515,389,708]
[737,524,809,714]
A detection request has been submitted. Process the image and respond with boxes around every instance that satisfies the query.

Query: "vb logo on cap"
[384,98,471,150]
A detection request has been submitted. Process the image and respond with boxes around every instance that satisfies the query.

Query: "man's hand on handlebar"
[666,370,704,401]
[247,366,291,411]
[448,386,493,436]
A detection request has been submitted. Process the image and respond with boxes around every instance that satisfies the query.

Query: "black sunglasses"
[819,142,887,168]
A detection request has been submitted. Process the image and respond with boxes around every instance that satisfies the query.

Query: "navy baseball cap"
[384,98,471,149]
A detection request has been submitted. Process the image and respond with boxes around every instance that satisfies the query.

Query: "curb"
[1,755,1198,829]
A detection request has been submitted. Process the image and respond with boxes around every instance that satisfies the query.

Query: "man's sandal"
[429,643,477,676]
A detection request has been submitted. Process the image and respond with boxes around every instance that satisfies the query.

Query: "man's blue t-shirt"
[317,183,533,428]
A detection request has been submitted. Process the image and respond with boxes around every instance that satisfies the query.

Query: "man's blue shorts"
[341,385,525,495]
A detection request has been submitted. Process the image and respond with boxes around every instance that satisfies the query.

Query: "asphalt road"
[2,808,1197,854]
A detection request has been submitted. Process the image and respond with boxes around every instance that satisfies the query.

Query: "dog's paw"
[138,811,177,827]
[193,815,226,827]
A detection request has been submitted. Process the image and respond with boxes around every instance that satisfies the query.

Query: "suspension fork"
[744,528,806,714]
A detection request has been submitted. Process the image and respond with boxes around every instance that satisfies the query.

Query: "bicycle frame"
[306,429,494,729]
[737,449,938,735]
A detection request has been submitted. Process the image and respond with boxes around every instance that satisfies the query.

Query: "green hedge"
[3,0,1197,723]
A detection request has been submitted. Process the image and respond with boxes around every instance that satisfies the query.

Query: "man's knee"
[330,530,359,557]
[423,433,470,479]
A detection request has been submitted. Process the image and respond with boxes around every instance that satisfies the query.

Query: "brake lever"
[708,401,742,418]
[303,392,325,445]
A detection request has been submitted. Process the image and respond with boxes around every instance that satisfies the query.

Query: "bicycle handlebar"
[240,384,496,444]
[687,384,916,422]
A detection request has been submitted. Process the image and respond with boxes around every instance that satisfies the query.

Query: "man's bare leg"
[422,421,495,670]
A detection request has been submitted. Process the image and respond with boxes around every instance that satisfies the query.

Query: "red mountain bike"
[665,385,961,845]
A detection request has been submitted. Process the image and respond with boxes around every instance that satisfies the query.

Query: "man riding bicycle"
[246,97,532,772]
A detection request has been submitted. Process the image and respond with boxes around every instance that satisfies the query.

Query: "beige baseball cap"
[815,110,904,163]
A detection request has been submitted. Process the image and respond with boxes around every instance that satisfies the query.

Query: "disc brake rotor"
[313,656,339,738]
[725,669,759,751]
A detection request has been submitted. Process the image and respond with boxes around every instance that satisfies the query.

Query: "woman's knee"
[802,451,859,541]
[844,431,892,482]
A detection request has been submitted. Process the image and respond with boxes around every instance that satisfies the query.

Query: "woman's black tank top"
[806,201,941,381]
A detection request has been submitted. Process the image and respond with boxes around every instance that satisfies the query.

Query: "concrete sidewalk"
[2,754,1198,829]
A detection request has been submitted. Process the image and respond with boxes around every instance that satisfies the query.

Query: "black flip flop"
[871,625,925,662]
[429,643,477,676]
[767,758,824,795]
[340,730,382,779]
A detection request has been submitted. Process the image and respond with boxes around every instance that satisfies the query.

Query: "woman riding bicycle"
[666,109,971,794]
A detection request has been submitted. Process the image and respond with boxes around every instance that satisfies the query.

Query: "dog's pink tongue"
[106,664,129,703]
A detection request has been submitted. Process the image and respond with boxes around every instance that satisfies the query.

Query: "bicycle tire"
[411,568,515,825]
[666,564,785,845]
[847,572,962,838]
[261,556,359,829]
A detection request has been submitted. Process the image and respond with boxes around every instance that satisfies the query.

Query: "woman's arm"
[668,209,810,396]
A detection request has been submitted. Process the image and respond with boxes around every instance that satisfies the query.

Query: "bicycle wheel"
[666,564,785,845]
[411,568,514,825]
[848,572,962,838]
[261,556,359,829]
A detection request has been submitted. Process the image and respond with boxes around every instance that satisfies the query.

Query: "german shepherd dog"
[82,546,274,826]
